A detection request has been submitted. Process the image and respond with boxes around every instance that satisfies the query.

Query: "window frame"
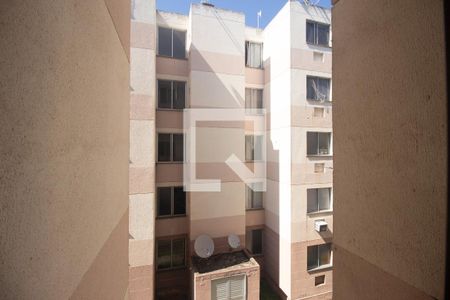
[246,183,264,210]
[306,20,331,48]
[306,76,332,102]
[245,41,264,69]
[157,133,184,163]
[157,186,187,218]
[307,243,332,271]
[156,237,187,271]
[245,135,264,162]
[157,26,187,59]
[307,132,332,156]
[246,228,263,255]
[157,79,186,110]
[307,187,332,214]
[211,275,247,300]
[245,88,264,115]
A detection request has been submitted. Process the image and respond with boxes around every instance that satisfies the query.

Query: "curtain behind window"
[246,42,263,68]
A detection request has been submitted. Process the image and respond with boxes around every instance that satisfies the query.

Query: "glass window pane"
[307,77,316,100]
[158,80,172,108]
[306,21,316,44]
[172,81,185,109]
[318,188,330,211]
[172,30,186,59]
[318,133,330,155]
[157,187,172,216]
[317,78,330,101]
[157,240,172,269]
[253,191,263,209]
[158,134,171,162]
[172,134,184,162]
[245,135,254,161]
[317,24,330,46]
[254,135,263,161]
[246,185,252,209]
[252,230,263,254]
[172,239,185,267]
[246,42,263,68]
[256,89,263,109]
[319,244,331,266]
[307,132,318,155]
[173,187,186,215]
[307,189,318,213]
[158,27,172,56]
[307,246,318,270]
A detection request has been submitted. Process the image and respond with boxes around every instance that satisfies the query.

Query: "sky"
[156,0,331,28]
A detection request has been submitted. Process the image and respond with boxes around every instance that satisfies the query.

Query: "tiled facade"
[130,1,332,299]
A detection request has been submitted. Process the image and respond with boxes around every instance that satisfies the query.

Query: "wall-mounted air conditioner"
[315,220,328,233]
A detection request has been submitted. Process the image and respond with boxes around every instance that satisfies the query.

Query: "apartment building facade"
[129,1,332,299]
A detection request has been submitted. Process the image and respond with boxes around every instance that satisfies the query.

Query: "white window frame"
[157,133,184,162]
[306,76,331,102]
[306,20,331,47]
[307,243,332,271]
[157,80,186,109]
[157,27,186,59]
[246,183,264,210]
[156,186,186,217]
[156,237,186,271]
[245,41,263,69]
[211,275,247,300]
[307,132,332,156]
[307,187,333,214]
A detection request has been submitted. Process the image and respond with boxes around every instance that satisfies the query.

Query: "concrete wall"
[333,0,447,299]
[0,0,130,299]
[129,0,156,299]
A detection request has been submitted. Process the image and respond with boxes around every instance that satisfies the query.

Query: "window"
[211,275,246,300]
[157,187,186,217]
[156,238,186,270]
[307,243,332,271]
[245,135,263,161]
[315,275,325,286]
[306,20,330,47]
[307,132,331,156]
[307,188,332,213]
[158,27,186,59]
[245,88,263,114]
[158,133,184,162]
[158,80,185,109]
[245,41,263,68]
[246,183,263,209]
[314,163,325,173]
[307,76,331,102]
[246,229,263,255]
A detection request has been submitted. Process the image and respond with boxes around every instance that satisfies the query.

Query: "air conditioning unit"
[315,220,328,232]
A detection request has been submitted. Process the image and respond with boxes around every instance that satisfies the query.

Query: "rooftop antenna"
[257,10,262,29]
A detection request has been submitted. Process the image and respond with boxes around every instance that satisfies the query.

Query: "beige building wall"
[332,0,447,299]
[188,4,247,249]
[129,0,156,299]
[0,0,130,299]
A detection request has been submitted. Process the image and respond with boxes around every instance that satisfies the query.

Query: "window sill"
[156,265,187,273]
[156,215,187,220]
[246,208,264,212]
[307,99,332,104]
[307,155,333,158]
[245,66,264,70]
[307,264,333,273]
[307,210,333,216]
[156,54,188,61]
[156,108,185,112]
[245,111,265,116]
[306,42,332,49]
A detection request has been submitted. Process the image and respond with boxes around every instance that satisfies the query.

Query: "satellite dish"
[194,235,214,258]
[228,234,241,249]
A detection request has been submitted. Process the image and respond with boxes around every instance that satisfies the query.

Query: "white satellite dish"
[228,234,241,249]
[194,234,214,258]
